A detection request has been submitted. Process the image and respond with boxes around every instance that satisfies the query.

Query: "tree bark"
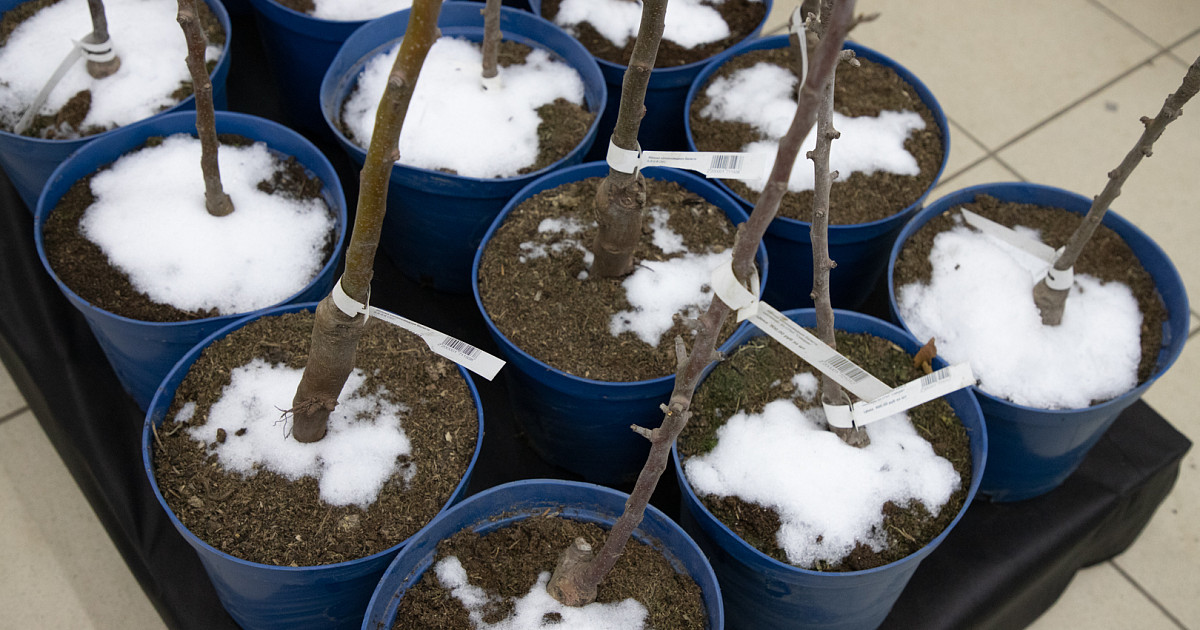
[85,0,120,78]
[480,0,501,83]
[289,0,443,443]
[1034,54,1200,325]
[807,8,867,447]
[588,0,666,279]
[177,0,233,218]
[546,0,857,606]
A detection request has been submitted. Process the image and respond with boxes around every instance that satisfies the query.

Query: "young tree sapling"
[480,0,500,87]
[177,0,232,217]
[85,0,120,78]
[804,1,870,447]
[546,0,859,607]
[1032,55,1200,325]
[289,0,444,443]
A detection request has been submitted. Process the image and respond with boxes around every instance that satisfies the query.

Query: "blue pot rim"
[140,301,488,572]
[470,160,770,390]
[0,0,233,146]
[530,0,773,82]
[364,478,724,626]
[319,2,607,187]
[32,110,349,329]
[246,0,367,25]
[683,34,951,231]
[885,181,1191,416]
[671,307,987,578]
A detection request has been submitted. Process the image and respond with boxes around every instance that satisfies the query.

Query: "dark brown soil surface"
[890,194,1169,391]
[392,514,707,630]
[0,0,226,138]
[539,0,768,69]
[477,175,749,382]
[689,47,945,225]
[677,330,974,572]
[152,310,479,566]
[40,134,338,323]
[340,39,594,175]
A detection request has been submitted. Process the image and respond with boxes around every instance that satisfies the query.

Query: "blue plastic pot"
[34,111,347,410]
[471,161,768,484]
[887,182,1190,502]
[685,36,950,311]
[529,0,771,158]
[320,2,606,294]
[143,302,485,630]
[364,479,723,629]
[244,0,372,136]
[673,308,987,630]
[0,0,232,211]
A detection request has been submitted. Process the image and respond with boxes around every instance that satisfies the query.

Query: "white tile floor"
[3,0,1199,628]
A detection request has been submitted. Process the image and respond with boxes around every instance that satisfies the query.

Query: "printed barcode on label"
[709,154,742,171]
[822,355,869,383]
[920,369,949,388]
[439,337,480,360]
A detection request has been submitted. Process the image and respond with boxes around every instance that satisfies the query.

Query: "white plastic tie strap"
[960,207,1075,290]
[710,256,975,428]
[79,37,117,62]
[1045,265,1074,291]
[606,138,768,180]
[331,278,505,381]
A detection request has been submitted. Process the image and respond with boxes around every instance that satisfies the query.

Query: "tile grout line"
[1086,0,1175,53]
[0,405,29,425]
[983,49,1176,160]
[1109,560,1192,630]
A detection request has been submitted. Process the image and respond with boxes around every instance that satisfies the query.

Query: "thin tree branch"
[177,0,232,217]
[1033,54,1200,325]
[807,7,867,447]
[289,0,443,443]
[546,0,858,607]
[588,0,667,279]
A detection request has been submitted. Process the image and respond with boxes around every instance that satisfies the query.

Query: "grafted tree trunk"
[546,0,858,606]
[289,0,444,443]
[588,0,667,278]
[1033,54,1200,325]
[85,0,120,78]
[177,0,232,217]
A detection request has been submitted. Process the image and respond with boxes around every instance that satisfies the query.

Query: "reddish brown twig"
[177,0,232,217]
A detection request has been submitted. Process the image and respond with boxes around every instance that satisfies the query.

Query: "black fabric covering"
[0,9,1190,630]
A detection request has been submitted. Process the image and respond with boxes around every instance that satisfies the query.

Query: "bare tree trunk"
[1034,54,1200,325]
[480,0,501,84]
[177,0,232,218]
[807,4,867,447]
[289,0,443,443]
[588,0,667,279]
[85,0,120,78]
[546,0,857,606]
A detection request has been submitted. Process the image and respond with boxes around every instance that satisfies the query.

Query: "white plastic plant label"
[960,208,1074,290]
[330,280,505,381]
[710,257,975,428]
[605,139,768,180]
[960,208,1058,262]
